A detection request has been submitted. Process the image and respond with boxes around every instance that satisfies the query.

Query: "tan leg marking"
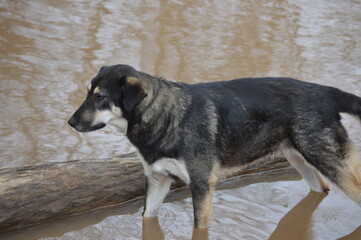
[196,165,218,228]
[339,145,361,205]
[196,186,215,228]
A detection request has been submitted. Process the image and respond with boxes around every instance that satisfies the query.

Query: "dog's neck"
[126,75,192,153]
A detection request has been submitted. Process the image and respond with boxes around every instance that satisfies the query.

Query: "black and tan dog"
[68,64,361,228]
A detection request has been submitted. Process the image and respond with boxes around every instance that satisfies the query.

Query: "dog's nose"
[68,117,77,129]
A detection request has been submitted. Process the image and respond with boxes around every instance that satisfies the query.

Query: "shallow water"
[1,0,361,239]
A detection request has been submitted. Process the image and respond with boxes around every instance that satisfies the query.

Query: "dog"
[68,64,361,228]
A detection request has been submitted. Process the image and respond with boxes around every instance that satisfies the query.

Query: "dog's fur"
[68,64,361,228]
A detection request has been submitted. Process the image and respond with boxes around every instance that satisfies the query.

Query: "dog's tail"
[333,88,361,119]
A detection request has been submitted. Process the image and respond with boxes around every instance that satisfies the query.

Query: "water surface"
[1,0,360,167]
[1,0,361,239]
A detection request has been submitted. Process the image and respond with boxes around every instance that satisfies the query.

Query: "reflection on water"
[142,217,209,240]
[191,228,209,240]
[269,191,328,240]
[141,190,361,240]
[142,217,164,240]
[1,0,361,167]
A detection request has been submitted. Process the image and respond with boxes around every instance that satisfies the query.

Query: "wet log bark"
[0,153,289,232]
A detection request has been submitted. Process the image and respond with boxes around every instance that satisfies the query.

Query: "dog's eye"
[97,95,106,101]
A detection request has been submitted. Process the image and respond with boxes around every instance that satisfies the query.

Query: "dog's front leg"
[143,173,172,217]
[190,179,216,228]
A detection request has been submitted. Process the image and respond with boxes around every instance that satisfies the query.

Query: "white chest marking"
[140,156,190,185]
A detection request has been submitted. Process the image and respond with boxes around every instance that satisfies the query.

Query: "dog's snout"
[68,116,77,129]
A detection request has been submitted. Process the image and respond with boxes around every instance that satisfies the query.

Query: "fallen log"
[0,152,290,232]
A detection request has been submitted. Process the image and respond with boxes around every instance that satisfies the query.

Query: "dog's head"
[68,65,147,132]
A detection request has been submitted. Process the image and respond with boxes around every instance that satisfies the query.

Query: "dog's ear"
[122,77,147,112]
[100,66,108,71]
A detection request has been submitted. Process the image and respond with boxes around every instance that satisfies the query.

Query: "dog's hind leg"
[143,173,172,217]
[292,124,361,205]
[336,144,361,204]
[282,146,329,192]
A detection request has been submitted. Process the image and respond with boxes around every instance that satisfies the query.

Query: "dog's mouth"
[86,123,106,132]
[68,118,106,132]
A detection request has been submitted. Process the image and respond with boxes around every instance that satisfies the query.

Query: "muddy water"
[1,0,361,239]
[1,0,361,168]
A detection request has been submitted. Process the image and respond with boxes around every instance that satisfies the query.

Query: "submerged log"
[0,153,289,232]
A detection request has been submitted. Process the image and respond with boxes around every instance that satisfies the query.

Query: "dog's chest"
[139,156,190,184]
